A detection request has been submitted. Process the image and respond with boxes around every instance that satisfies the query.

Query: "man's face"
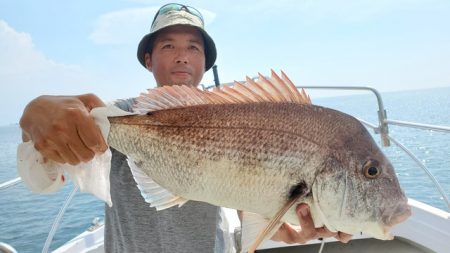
[145,25,206,87]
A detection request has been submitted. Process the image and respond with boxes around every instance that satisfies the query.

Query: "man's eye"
[189,45,202,52]
[162,44,173,49]
[189,43,199,49]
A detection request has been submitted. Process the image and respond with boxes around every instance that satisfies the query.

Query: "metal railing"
[296,85,392,146]
[0,242,17,253]
[0,177,21,191]
[385,119,450,133]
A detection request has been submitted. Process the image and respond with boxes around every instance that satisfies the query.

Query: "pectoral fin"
[127,159,188,210]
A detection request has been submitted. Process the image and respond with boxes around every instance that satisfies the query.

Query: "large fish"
[106,70,411,252]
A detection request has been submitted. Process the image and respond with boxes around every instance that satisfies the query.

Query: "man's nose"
[174,49,189,64]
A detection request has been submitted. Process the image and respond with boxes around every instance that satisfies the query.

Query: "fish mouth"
[382,203,412,228]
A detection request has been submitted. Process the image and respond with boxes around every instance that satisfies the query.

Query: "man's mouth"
[172,71,191,77]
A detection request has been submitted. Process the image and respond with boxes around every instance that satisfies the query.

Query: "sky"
[1,0,450,125]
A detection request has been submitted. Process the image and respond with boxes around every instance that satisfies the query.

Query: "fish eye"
[363,159,381,179]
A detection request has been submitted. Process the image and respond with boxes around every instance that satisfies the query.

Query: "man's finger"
[277,223,303,244]
[296,204,317,240]
[77,120,107,153]
[77,93,108,153]
[49,138,81,165]
[77,93,105,111]
[336,232,352,243]
[74,103,108,154]
[39,148,65,164]
[63,112,100,162]
[67,140,95,163]
[314,226,338,239]
[34,138,70,164]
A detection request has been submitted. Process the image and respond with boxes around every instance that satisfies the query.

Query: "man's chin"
[171,79,195,87]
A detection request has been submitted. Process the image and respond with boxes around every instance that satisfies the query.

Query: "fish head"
[310,112,411,240]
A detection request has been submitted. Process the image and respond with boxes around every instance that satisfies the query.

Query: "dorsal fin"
[134,70,311,113]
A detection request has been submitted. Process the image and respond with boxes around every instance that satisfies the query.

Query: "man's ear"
[144,53,152,72]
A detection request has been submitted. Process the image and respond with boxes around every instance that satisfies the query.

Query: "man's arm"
[20,93,108,165]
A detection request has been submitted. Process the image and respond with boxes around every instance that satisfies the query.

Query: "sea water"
[0,87,449,253]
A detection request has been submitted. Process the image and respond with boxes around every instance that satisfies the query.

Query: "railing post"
[212,65,220,88]
[378,109,390,147]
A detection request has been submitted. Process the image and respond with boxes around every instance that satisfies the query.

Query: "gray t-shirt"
[104,99,232,253]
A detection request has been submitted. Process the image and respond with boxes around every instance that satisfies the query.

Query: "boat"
[1,85,449,253]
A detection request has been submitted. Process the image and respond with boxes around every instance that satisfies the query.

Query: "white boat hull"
[54,198,450,253]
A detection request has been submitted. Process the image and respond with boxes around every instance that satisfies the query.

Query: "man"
[19,3,351,252]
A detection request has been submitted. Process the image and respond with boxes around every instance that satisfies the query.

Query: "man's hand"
[271,203,352,244]
[20,93,108,165]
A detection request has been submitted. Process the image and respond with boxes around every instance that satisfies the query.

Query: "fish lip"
[382,203,412,227]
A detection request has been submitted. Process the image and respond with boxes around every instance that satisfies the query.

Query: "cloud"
[0,20,91,124]
[0,20,90,89]
[89,6,216,45]
[89,7,157,45]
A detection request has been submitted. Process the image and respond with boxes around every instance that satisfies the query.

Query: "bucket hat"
[137,3,217,71]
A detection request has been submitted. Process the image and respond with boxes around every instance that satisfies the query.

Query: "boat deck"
[257,237,434,253]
